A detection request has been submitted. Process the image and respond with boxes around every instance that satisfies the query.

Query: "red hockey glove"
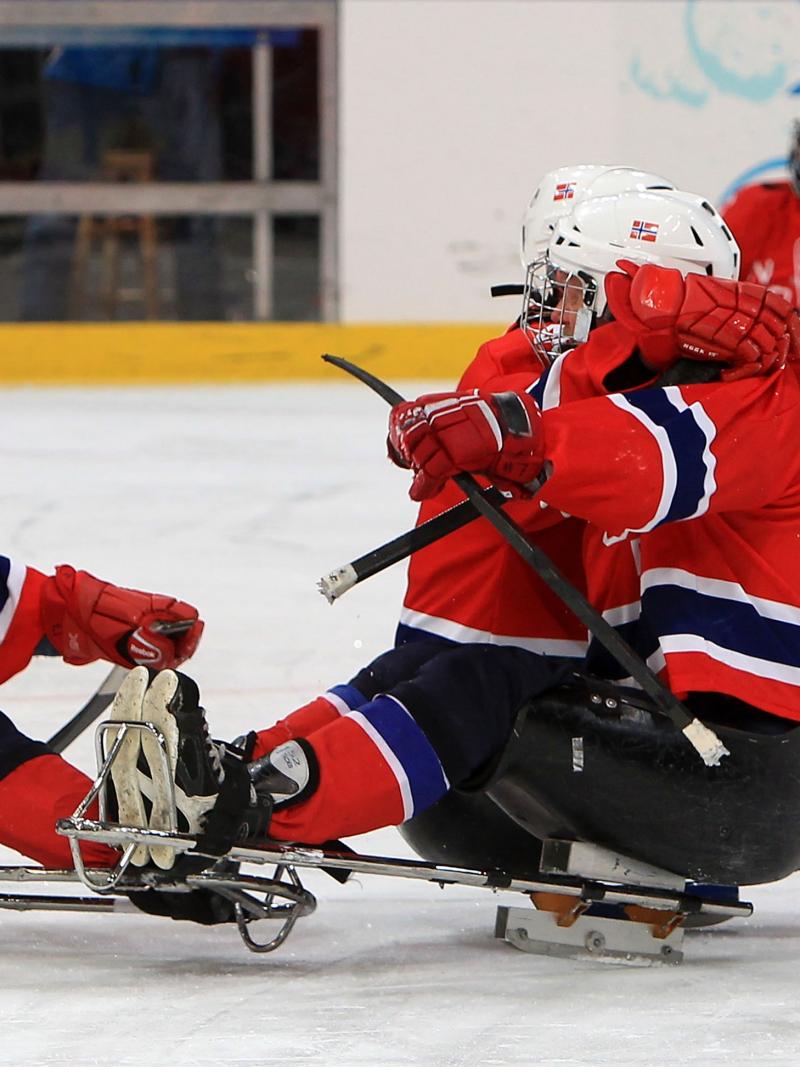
[788,310,800,366]
[604,260,682,372]
[388,389,545,501]
[605,260,793,381]
[40,565,204,670]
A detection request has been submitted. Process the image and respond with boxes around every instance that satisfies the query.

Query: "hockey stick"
[46,619,197,753]
[318,485,508,601]
[47,664,129,753]
[318,360,723,602]
[321,353,729,767]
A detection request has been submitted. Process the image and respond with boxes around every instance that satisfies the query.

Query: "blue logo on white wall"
[720,157,788,203]
[631,0,800,107]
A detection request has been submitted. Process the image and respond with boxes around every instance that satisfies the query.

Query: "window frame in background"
[0,0,338,321]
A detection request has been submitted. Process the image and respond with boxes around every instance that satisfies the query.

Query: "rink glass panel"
[0,213,320,322]
[0,36,318,184]
[0,15,333,320]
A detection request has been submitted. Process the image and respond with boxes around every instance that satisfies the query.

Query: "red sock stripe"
[252,693,347,759]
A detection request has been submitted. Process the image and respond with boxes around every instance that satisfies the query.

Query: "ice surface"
[1,383,798,1066]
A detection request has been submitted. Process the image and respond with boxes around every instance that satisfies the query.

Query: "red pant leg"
[268,716,406,843]
[0,754,117,868]
[252,694,350,759]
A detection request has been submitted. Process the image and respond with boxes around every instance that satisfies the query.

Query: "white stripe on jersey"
[398,606,588,657]
[321,690,352,716]
[538,351,567,411]
[660,633,800,688]
[604,393,678,543]
[601,600,641,627]
[0,560,27,643]
[642,568,800,625]
[665,389,718,521]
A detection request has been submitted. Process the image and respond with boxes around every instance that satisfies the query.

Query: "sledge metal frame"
[71,718,317,951]
[0,721,753,962]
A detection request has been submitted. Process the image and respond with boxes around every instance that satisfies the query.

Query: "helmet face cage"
[520,254,598,366]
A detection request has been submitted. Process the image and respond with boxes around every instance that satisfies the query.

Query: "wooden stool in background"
[71,150,160,319]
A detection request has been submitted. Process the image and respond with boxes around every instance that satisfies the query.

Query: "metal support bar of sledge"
[48,719,752,960]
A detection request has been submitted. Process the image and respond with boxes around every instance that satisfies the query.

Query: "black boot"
[133,670,269,870]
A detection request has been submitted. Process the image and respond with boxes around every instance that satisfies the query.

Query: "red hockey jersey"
[722,181,800,307]
[0,558,48,683]
[538,367,800,719]
[396,324,646,655]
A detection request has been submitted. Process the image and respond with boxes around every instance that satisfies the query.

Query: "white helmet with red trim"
[520,165,675,268]
[522,188,741,361]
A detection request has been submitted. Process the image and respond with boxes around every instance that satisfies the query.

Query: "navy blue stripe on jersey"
[584,616,661,681]
[350,694,449,818]
[528,350,566,411]
[0,556,11,616]
[327,683,367,710]
[530,368,551,409]
[643,582,800,676]
[394,622,455,648]
[610,388,716,534]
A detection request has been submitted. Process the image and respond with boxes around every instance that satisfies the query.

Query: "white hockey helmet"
[522,188,741,362]
[520,165,675,269]
[520,165,611,269]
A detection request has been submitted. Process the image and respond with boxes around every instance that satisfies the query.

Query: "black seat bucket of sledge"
[402,684,800,886]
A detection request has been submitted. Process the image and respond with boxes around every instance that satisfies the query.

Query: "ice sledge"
[0,715,758,964]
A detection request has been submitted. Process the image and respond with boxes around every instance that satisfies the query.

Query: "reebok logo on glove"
[127,626,169,666]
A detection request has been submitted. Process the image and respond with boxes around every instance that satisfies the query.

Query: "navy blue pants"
[0,712,49,781]
[349,640,575,788]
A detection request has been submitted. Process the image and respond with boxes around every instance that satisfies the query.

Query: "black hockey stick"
[47,664,128,753]
[321,353,729,767]
[46,619,198,752]
[318,485,508,602]
[318,360,722,603]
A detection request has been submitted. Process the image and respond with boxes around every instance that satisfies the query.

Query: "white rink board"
[0,383,798,1066]
[340,0,800,322]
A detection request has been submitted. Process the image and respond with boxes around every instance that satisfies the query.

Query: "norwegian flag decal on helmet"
[630,219,659,242]
[553,182,576,201]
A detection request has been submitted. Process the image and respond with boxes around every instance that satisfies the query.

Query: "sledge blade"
[496,904,684,966]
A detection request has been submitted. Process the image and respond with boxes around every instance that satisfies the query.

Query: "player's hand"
[387,389,545,501]
[604,260,682,372]
[41,565,204,670]
[606,261,793,380]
